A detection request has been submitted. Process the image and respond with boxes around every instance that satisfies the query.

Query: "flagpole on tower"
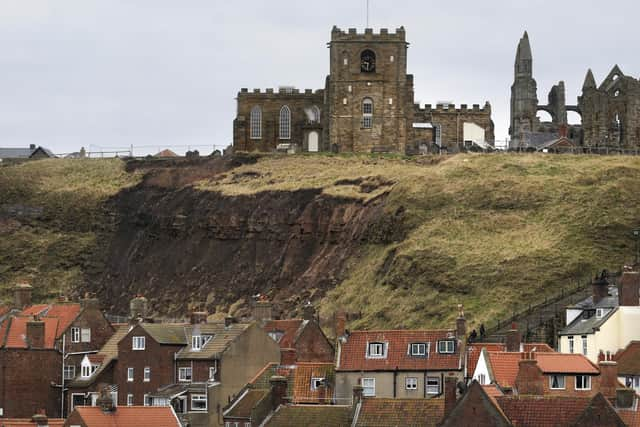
[366,0,370,27]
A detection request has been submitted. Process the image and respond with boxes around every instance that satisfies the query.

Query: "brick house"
[334,327,465,402]
[0,287,114,418]
[615,341,640,393]
[2,411,65,427]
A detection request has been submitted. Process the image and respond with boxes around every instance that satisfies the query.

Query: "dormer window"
[366,342,387,359]
[268,331,285,343]
[595,308,606,318]
[409,343,428,357]
[311,377,326,390]
[437,340,455,354]
[192,334,212,351]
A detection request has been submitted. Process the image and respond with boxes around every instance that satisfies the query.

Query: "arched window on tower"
[360,50,376,73]
[279,105,291,140]
[311,106,321,123]
[250,106,262,139]
[362,98,373,128]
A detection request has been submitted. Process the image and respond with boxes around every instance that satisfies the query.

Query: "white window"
[245,423,251,427]
[426,377,440,394]
[405,377,418,390]
[250,106,262,139]
[81,328,91,343]
[127,367,134,382]
[191,394,207,411]
[311,377,325,390]
[127,394,134,406]
[410,343,427,356]
[71,327,81,343]
[279,106,291,140]
[179,367,192,382]
[144,367,151,382]
[209,366,216,381]
[343,98,348,105]
[390,55,394,62]
[63,365,76,380]
[143,394,150,406]
[343,57,348,66]
[311,106,321,123]
[568,336,574,354]
[595,308,605,318]
[575,375,591,390]
[192,335,202,351]
[550,374,565,389]
[437,340,455,354]
[268,331,284,342]
[478,373,486,385]
[132,336,145,350]
[581,336,588,355]
[362,378,375,397]
[81,365,92,378]
[388,98,393,105]
[367,342,386,358]
[362,98,373,128]
[434,124,442,145]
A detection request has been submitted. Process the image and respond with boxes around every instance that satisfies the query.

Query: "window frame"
[549,374,566,390]
[437,340,455,354]
[178,367,192,382]
[361,377,375,397]
[362,98,373,129]
[81,328,91,343]
[568,336,574,354]
[426,377,441,395]
[310,377,325,391]
[132,336,145,351]
[127,393,134,406]
[191,394,207,411]
[366,341,387,359]
[575,375,591,390]
[81,365,92,378]
[279,105,291,140]
[63,365,76,380]
[143,394,151,407]
[209,366,217,381]
[250,106,262,139]
[144,366,151,382]
[71,327,81,343]
[410,343,427,357]
[581,335,588,356]
[405,377,418,390]
[127,367,134,382]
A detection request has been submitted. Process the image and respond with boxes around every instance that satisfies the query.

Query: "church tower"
[509,32,539,149]
[325,27,414,153]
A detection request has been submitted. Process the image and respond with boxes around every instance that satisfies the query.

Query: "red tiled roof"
[619,408,640,427]
[0,305,11,318]
[337,330,461,371]
[615,341,640,376]
[535,353,599,374]
[291,363,334,404]
[467,343,505,376]
[74,406,180,427]
[20,305,50,317]
[496,395,591,427]
[263,320,305,349]
[487,352,523,387]
[2,316,59,349]
[354,398,445,427]
[482,384,504,398]
[523,343,554,352]
[20,303,81,338]
[88,354,106,364]
[2,419,65,427]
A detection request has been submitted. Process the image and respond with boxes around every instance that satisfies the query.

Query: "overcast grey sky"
[1,1,639,155]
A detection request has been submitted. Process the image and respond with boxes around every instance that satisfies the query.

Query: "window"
[191,394,207,411]
[63,365,76,380]
[367,342,386,358]
[410,343,427,356]
[478,373,486,385]
[311,106,321,123]
[360,49,376,73]
[362,378,375,397]
[405,377,418,390]
[595,308,604,318]
[132,336,145,350]
[426,377,440,394]
[71,327,80,343]
[568,336,574,354]
[581,336,588,355]
[179,367,192,382]
[81,365,92,378]
[550,374,566,389]
[143,394,150,406]
[438,340,455,354]
[81,328,91,343]
[311,377,325,390]
[279,106,291,140]
[127,367,134,382]
[127,394,134,406]
[209,366,216,381]
[390,55,394,63]
[268,331,284,342]
[434,124,442,146]
[362,98,373,128]
[144,367,151,382]
[575,375,591,390]
[250,106,262,139]
[192,334,212,351]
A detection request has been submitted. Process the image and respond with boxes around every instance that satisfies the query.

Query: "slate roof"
[615,341,640,376]
[175,322,252,359]
[559,306,617,336]
[337,330,461,371]
[495,395,591,427]
[139,323,188,345]
[353,398,445,427]
[569,286,619,309]
[0,146,55,159]
[224,389,269,419]
[263,319,306,349]
[72,406,181,427]
[262,405,351,427]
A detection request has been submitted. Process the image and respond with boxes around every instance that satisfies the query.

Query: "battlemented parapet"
[238,88,324,97]
[413,102,492,115]
[330,26,406,42]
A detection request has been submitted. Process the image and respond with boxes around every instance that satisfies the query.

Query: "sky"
[1,0,639,155]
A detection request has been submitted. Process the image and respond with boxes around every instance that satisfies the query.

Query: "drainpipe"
[393,367,398,398]
[60,334,65,417]
[423,371,427,398]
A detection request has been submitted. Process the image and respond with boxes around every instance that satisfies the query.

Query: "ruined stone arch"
[536,106,555,122]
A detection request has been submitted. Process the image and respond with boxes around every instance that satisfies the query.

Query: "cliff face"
[90,161,401,317]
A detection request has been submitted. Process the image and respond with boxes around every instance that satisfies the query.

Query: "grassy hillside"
[2,153,640,330]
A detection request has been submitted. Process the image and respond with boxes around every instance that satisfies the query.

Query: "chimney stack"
[14,283,33,309]
[592,271,609,304]
[129,295,149,321]
[598,360,618,400]
[27,316,45,349]
[335,310,347,338]
[96,384,115,413]
[31,410,48,426]
[224,316,236,328]
[455,304,466,339]
[618,271,640,306]
[444,376,458,417]
[515,352,543,395]
[269,376,288,409]
[302,302,316,321]
[281,349,297,366]
[505,323,521,352]
[190,311,208,324]
[252,299,273,322]
[80,292,100,311]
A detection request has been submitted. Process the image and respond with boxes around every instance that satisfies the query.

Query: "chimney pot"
[505,325,521,352]
[335,311,347,337]
[190,311,208,324]
[14,283,33,310]
[224,316,236,328]
[252,300,273,322]
[269,375,288,409]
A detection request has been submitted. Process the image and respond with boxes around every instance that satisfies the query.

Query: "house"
[1,411,65,427]
[615,341,640,393]
[255,301,334,364]
[0,145,55,161]
[558,269,640,363]
[334,312,466,401]
[65,386,181,427]
[0,286,114,418]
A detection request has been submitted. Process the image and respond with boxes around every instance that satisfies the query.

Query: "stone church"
[509,32,640,152]
[233,27,494,154]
